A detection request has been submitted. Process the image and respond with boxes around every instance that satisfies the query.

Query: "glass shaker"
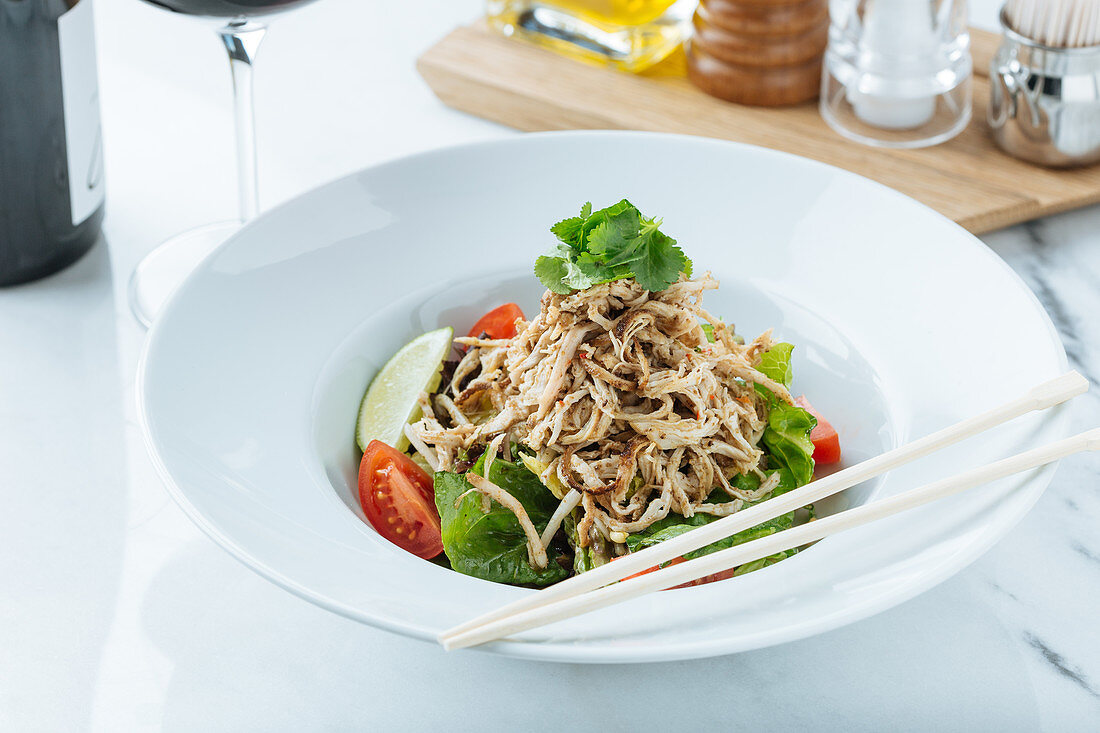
[820,0,972,148]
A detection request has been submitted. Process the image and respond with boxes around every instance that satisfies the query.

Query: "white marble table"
[2,0,1098,730]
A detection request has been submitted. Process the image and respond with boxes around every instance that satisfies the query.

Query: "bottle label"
[57,0,105,227]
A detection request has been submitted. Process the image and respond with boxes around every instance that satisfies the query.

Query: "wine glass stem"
[219,20,267,223]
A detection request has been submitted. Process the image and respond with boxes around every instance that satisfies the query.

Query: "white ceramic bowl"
[138,132,1069,663]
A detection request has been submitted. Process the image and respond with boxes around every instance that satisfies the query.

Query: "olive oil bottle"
[486,0,692,71]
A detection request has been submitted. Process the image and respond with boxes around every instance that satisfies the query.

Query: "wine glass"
[129,0,318,327]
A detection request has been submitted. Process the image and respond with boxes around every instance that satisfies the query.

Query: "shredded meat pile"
[408,274,793,554]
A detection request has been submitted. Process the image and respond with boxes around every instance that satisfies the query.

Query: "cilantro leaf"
[631,230,689,292]
[582,200,641,255]
[549,202,595,250]
[551,217,585,249]
[562,259,597,290]
[533,256,573,294]
[532,199,694,294]
[574,253,608,282]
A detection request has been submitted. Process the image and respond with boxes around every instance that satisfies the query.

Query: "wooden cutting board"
[417,24,1100,234]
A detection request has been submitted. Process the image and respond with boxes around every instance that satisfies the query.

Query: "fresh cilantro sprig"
[533,200,693,294]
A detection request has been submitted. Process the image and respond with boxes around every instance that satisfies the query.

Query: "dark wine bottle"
[0,0,104,286]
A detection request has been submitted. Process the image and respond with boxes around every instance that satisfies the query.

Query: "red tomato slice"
[467,303,524,340]
[618,556,670,583]
[358,440,443,559]
[795,396,842,465]
[617,555,737,589]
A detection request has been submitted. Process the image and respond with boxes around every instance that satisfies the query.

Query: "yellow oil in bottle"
[486,0,692,72]
[551,0,680,25]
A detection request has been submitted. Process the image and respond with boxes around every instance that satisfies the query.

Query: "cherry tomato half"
[795,396,842,465]
[467,303,525,340]
[358,440,443,559]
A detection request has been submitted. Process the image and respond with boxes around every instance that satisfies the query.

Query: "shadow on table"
[140,539,1041,733]
[0,240,129,733]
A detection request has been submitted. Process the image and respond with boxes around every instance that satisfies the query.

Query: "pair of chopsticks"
[440,371,1095,650]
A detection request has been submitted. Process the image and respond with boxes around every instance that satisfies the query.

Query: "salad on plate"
[354,200,840,588]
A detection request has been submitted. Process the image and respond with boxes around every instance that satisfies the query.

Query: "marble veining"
[1017,221,1092,379]
[981,206,1100,726]
[1024,633,1100,699]
[1070,541,1100,564]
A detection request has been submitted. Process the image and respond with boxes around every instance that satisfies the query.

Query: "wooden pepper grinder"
[686,0,829,106]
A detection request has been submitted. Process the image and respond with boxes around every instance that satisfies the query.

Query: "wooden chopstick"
[444,426,1100,649]
[438,371,1087,644]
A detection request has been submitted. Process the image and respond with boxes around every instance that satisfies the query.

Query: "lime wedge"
[355,327,454,452]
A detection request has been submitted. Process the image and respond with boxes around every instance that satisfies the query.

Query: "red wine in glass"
[141,0,313,15]
[128,0,320,325]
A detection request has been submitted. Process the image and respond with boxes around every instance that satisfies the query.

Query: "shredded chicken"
[540,489,582,550]
[410,273,789,551]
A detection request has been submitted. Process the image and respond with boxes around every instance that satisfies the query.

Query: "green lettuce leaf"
[755,342,794,388]
[751,343,817,486]
[433,458,569,587]
[625,472,799,566]
[563,512,595,575]
[762,404,817,486]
